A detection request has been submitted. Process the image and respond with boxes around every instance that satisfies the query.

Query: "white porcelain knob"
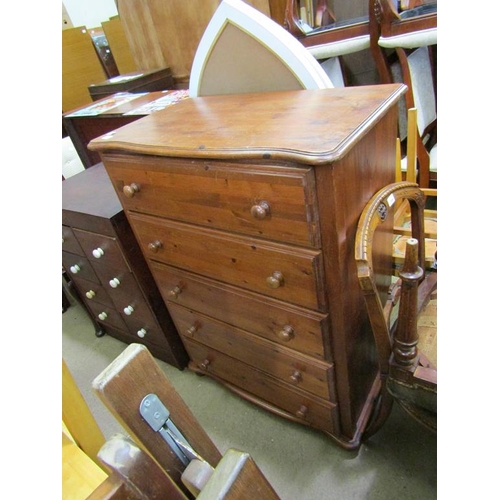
[98,312,108,321]
[109,278,121,288]
[124,305,134,316]
[86,290,96,299]
[92,247,104,258]
[137,328,147,338]
[70,264,81,274]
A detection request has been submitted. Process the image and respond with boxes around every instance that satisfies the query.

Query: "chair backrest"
[189,0,333,97]
[92,343,279,498]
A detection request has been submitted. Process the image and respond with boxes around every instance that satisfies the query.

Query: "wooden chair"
[394,107,437,270]
[91,343,280,498]
[283,0,371,86]
[189,0,333,97]
[369,0,437,188]
[355,182,437,434]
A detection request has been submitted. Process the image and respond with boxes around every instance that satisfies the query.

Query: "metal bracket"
[139,393,205,466]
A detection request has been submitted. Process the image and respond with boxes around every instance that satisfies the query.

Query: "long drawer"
[151,262,329,360]
[170,303,333,399]
[130,213,326,311]
[184,338,339,435]
[104,157,320,248]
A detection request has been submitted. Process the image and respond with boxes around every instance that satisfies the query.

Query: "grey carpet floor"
[62,293,437,499]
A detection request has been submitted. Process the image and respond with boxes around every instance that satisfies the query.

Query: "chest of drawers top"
[62,162,123,234]
[89,85,405,164]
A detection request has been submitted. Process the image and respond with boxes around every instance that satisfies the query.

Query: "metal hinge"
[139,393,206,466]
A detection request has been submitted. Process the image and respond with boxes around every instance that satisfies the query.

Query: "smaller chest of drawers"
[62,163,188,369]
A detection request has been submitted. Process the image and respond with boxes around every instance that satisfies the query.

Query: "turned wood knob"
[278,325,294,342]
[186,324,198,337]
[290,370,302,385]
[148,240,163,253]
[168,285,182,299]
[266,271,284,289]
[123,183,140,198]
[250,201,270,220]
[199,359,211,370]
[296,405,308,419]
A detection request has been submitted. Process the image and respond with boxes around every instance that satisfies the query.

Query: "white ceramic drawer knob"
[86,290,96,299]
[137,328,147,338]
[98,312,108,321]
[92,247,104,258]
[109,278,121,288]
[124,305,135,315]
[70,264,81,274]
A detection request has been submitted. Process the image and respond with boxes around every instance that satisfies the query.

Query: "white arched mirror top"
[189,0,333,97]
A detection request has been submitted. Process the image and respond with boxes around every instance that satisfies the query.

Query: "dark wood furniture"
[88,67,174,101]
[284,0,369,47]
[63,91,176,169]
[89,84,406,450]
[355,182,437,433]
[368,0,437,84]
[62,163,188,369]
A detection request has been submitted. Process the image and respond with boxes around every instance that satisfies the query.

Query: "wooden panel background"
[62,27,107,112]
[101,16,138,75]
[116,0,271,85]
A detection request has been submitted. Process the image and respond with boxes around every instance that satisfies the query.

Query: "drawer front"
[130,213,325,311]
[105,157,320,248]
[86,300,128,331]
[73,229,129,272]
[171,303,333,400]
[91,262,145,310]
[62,226,84,256]
[120,313,168,349]
[151,262,328,360]
[184,338,338,435]
[62,252,99,283]
[71,276,114,308]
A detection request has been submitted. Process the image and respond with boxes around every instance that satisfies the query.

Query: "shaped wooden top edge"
[89,84,406,165]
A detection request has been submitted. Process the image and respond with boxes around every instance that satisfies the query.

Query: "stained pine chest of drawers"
[62,163,188,369]
[89,85,406,449]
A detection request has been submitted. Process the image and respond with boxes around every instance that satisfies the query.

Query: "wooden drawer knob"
[250,201,270,220]
[266,271,284,289]
[296,405,308,419]
[186,324,198,337]
[199,358,211,370]
[278,325,294,342]
[148,240,163,253]
[290,370,302,385]
[123,183,140,198]
[168,285,182,299]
